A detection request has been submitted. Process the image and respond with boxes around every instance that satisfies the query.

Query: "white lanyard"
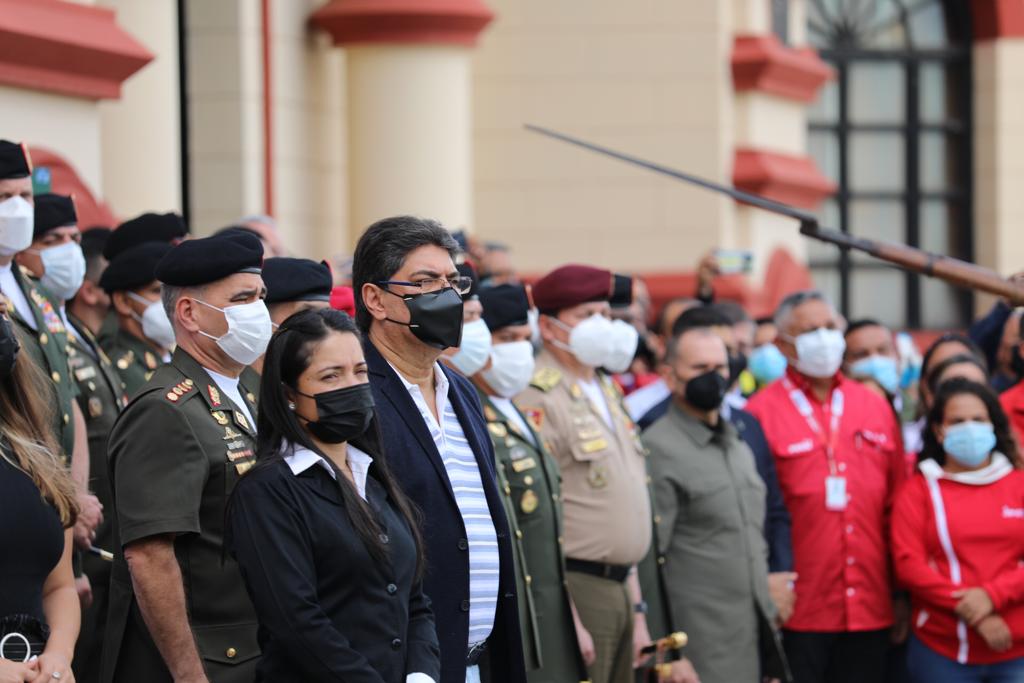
[783,377,845,475]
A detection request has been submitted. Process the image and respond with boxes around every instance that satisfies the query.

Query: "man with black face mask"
[644,326,789,683]
[353,216,526,683]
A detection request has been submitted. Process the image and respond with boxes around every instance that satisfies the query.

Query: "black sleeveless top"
[0,453,64,621]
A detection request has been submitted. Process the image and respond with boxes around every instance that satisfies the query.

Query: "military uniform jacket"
[3,267,76,458]
[101,347,261,683]
[478,391,588,683]
[515,350,651,568]
[100,327,165,398]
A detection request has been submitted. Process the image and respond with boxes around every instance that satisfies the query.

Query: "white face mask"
[0,196,34,256]
[29,241,85,301]
[527,308,542,349]
[604,319,639,373]
[449,318,492,376]
[788,327,846,379]
[482,340,536,398]
[128,292,176,349]
[552,313,615,368]
[195,299,273,366]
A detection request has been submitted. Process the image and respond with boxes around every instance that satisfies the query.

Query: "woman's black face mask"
[295,383,375,444]
[382,287,464,350]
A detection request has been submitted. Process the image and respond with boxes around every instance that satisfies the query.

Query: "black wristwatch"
[633,600,649,615]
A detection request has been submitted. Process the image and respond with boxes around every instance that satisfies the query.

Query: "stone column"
[311,0,493,239]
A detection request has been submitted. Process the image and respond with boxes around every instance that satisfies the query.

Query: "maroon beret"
[532,264,613,314]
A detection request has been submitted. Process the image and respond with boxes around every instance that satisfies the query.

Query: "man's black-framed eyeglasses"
[376,277,474,296]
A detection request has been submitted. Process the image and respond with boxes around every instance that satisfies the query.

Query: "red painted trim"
[30,146,117,229]
[262,0,274,217]
[310,0,494,47]
[0,0,152,100]
[971,0,1024,40]
[731,34,834,102]
[732,148,836,210]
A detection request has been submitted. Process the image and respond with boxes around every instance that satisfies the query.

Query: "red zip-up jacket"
[892,462,1024,664]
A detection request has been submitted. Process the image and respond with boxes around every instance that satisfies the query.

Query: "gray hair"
[773,289,832,331]
[161,284,205,331]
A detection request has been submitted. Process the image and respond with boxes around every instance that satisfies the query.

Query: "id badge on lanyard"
[785,379,847,511]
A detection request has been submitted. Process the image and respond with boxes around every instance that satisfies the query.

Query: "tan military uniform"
[516,349,652,683]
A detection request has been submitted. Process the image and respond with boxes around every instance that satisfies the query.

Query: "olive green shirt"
[102,347,261,683]
[99,327,166,398]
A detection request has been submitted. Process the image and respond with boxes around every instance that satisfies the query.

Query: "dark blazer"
[640,398,794,572]
[364,341,526,683]
[228,455,440,683]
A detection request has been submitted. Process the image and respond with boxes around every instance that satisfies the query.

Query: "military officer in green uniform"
[66,228,128,683]
[99,241,176,395]
[102,231,271,683]
[472,283,590,683]
[0,170,102,580]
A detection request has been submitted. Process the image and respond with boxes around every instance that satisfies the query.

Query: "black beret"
[155,231,263,287]
[215,225,263,241]
[105,212,188,260]
[480,284,530,332]
[457,261,480,300]
[80,228,112,261]
[0,140,31,180]
[99,242,172,293]
[610,273,633,308]
[33,194,77,237]
[263,257,332,304]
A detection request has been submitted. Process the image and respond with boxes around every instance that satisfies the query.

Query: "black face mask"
[683,370,729,411]
[384,287,464,350]
[296,383,376,444]
[0,315,19,380]
[728,352,747,385]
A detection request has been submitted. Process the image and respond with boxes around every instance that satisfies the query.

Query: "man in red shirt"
[746,290,906,683]
[998,315,1024,443]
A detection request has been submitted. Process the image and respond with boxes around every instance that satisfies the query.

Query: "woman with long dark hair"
[226,308,439,682]
[892,378,1024,682]
[0,305,80,682]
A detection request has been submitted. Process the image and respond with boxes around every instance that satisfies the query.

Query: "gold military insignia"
[483,405,498,422]
[208,385,222,406]
[487,422,508,439]
[173,386,186,396]
[246,392,255,404]
[144,351,158,370]
[581,438,608,454]
[226,446,252,461]
[520,489,539,514]
[166,391,179,402]
[234,460,255,475]
[587,463,609,488]
[87,381,96,391]
[211,411,229,425]
[511,457,537,473]
[235,411,250,431]
[223,426,243,440]
[570,383,583,399]
[88,396,103,418]
[39,333,48,345]
[530,367,562,392]
[116,351,132,370]
[144,371,154,381]
[523,475,534,486]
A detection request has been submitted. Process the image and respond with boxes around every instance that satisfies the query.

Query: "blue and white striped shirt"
[390,362,499,647]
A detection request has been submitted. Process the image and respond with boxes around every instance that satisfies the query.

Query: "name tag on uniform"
[825,476,847,511]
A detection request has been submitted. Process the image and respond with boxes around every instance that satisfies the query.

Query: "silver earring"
[288,401,295,410]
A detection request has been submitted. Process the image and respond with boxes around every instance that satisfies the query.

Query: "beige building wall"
[471,0,736,274]
[268,0,347,259]
[99,0,182,220]
[974,38,1024,310]
[185,0,265,235]
[1,87,104,193]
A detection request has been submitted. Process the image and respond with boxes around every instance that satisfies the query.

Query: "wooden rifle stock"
[525,124,1024,306]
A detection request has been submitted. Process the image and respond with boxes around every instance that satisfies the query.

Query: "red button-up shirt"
[746,368,905,632]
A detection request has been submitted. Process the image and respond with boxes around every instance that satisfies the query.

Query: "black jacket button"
[457,539,468,551]
[391,638,402,650]
[387,583,398,595]
[379,533,390,544]
[460,599,470,612]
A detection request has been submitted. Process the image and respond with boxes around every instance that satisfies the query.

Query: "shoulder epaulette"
[530,366,562,392]
[163,378,197,405]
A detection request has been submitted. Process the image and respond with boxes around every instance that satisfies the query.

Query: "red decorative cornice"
[0,0,152,100]
[971,0,1024,41]
[732,148,836,209]
[310,0,494,47]
[731,34,834,102]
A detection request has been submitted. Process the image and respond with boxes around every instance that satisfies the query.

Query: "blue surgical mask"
[942,421,996,468]
[748,344,787,384]
[850,355,900,395]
